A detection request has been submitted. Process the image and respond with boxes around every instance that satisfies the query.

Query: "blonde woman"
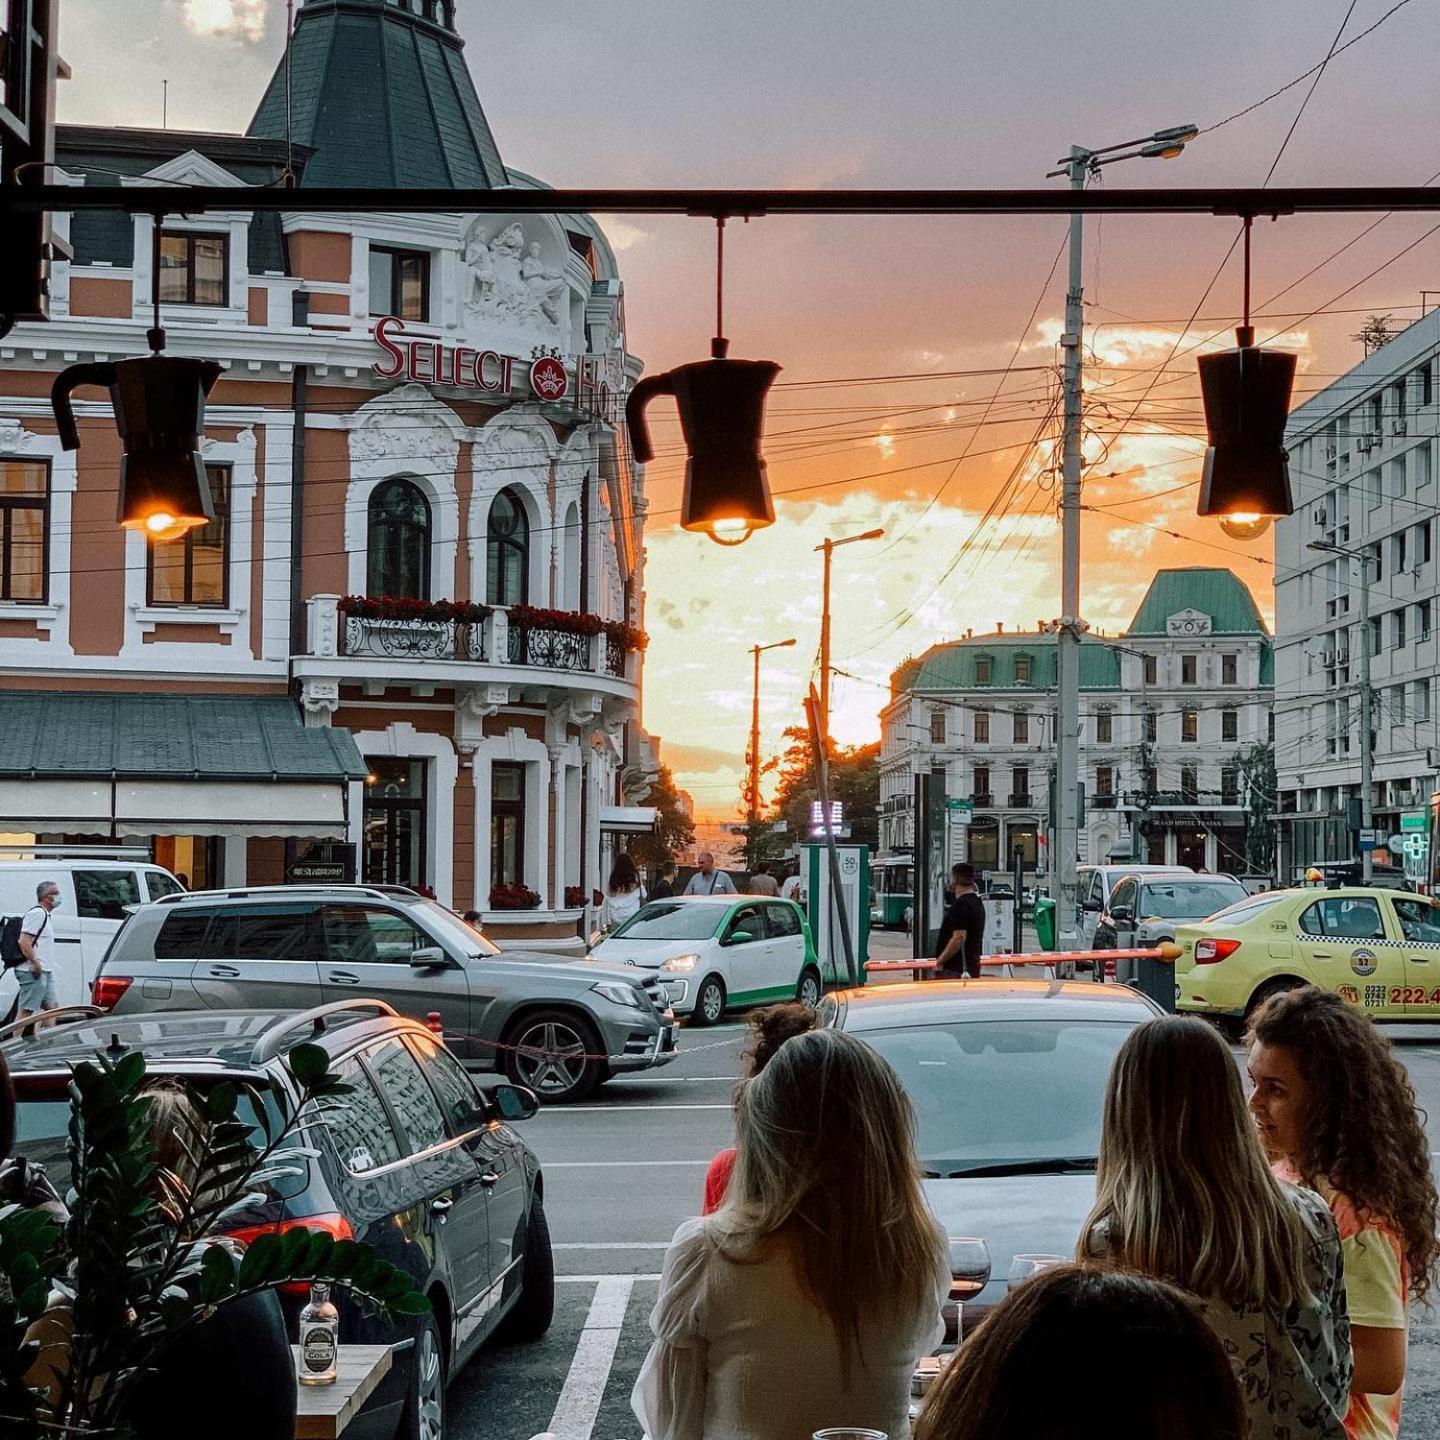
[633,1028,949,1440]
[1081,1015,1350,1440]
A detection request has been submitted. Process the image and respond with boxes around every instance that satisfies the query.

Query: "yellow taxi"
[1174,884,1440,1027]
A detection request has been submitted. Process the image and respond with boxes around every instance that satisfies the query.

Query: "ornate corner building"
[0,0,651,949]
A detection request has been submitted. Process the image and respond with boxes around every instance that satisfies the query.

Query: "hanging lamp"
[1196,215,1296,540]
[50,212,219,541]
[626,218,778,545]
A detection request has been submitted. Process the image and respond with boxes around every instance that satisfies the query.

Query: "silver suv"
[93,884,677,1102]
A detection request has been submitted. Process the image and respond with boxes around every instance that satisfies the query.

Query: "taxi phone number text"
[1339,985,1440,1007]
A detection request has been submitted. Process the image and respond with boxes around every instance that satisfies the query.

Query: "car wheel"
[691,975,727,1027]
[796,967,823,1009]
[1244,977,1303,1026]
[399,1311,445,1440]
[502,1010,603,1103]
[497,1195,555,1343]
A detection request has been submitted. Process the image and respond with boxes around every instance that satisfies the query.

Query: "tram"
[870,854,915,929]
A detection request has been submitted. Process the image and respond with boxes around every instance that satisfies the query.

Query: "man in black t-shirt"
[935,863,986,979]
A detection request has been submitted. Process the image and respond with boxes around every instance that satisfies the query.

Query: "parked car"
[3,999,552,1440]
[819,978,1157,1334]
[1176,884,1440,1031]
[1094,873,1249,984]
[93,884,677,1102]
[0,852,184,1015]
[1075,864,1193,952]
[589,895,832,1025]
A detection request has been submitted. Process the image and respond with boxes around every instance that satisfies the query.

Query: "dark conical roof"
[247,0,507,188]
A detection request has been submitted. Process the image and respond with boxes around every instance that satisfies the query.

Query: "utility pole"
[815,528,884,750]
[748,637,796,825]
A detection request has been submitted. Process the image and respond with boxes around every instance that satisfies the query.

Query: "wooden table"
[293,1344,394,1439]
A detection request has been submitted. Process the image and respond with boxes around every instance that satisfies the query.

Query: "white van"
[1076,863,1194,950]
[0,852,185,1015]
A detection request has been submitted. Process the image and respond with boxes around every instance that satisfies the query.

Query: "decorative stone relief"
[0,420,36,453]
[458,683,511,721]
[460,218,565,339]
[350,395,460,473]
[300,680,340,724]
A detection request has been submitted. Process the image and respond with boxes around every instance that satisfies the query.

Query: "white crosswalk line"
[547,1275,635,1440]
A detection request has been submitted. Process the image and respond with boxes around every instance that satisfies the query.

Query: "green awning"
[0,694,365,838]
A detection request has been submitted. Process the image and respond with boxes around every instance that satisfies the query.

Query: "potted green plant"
[0,1043,426,1437]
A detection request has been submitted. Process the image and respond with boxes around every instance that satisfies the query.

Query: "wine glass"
[948,1236,992,1300]
[1006,1253,1066,1289]
[813,1430,888,1440]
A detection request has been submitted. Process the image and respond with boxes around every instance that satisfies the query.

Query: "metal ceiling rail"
[5,184,1440,218]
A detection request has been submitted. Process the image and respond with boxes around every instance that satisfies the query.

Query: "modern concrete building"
[878,568,1274,878]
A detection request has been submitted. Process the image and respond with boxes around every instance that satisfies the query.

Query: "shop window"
[1095,711,1112,743]
[1181,655,1197,685]
[363,758,427,888]
[149,465,230,606]
[159,230,228,307]
[491,761,526,887]
[1221,653,1238,685]
[367,478,431,600]
[1222,708,1238,742]
[369,245,430,321]
[0,460,49,603]
[486,488,530,606]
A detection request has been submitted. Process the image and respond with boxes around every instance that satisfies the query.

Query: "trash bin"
[1134,952,1177,1012]
[1034,896,1057,952]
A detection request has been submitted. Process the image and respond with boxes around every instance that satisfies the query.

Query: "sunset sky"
[57,0,1440,818]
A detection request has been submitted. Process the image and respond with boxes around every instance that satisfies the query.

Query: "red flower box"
[341,595,493,625]
[489,883,542,910]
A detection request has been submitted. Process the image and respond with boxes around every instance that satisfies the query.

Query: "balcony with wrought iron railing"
[298,594,641,692]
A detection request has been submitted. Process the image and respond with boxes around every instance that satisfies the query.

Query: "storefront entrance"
[363,757,427,887]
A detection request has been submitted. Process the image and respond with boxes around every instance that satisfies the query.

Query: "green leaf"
[287,1043,331,1088]
[237,1232,283,1289]
[112,1049,147,1093]
[387,1290,432,1316]
[16,1280,50,1320]
[198,1243,237,1305]
[205,1083,238,1122]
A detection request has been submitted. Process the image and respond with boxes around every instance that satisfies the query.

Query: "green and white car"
[590,895,833,1025]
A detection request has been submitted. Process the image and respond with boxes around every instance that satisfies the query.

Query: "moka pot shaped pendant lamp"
[625,219,778,546]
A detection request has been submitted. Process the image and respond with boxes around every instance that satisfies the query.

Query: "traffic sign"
[1358,829,1381,852]
[1402,812,1429,832]
[946,798,973,827]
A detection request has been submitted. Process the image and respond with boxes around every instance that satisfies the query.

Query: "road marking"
[554,1241,672,1250]
[606,1075,736,1084]
[535,1103,733,1113]
[547,1275,634,1440]
[558,1273,661,1284]
[544,1160,711,1168]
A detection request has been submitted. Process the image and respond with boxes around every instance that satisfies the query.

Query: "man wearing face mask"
[17,882,60,1021]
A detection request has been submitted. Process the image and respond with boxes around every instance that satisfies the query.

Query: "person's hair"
[607,852,640,895]
[754,862,769,877]
[658,860,676,877]
[739,1002,817,1082]
[716,1028,945,1378]
[461,910,482,925]
[914,1265,1246,1440]
[1083,1014,1309,1312]
[36,881,56,900]
[142,1080,208,1227]
[0,1051,14,1162]
[697,851,714,865]
[951,863,975,886]
[1250,984,1440,1304]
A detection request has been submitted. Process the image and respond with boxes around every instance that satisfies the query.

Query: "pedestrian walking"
[914,1265,1246,1440]
[1081,1014,1351,1440]
[1249,985,1439,1440]
[934,863,984,979]
[779,864,802,902]
[683,851,736,897]
[701,1002,817,1214]
[633,1029,948,1440]
[747,862,779,896]
[17,881,60,1022]
[650,860,678,901]
[601,852,647,931]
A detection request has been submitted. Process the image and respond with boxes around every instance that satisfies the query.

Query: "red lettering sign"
[368,317,551,405]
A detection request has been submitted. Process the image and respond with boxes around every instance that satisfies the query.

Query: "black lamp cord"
[1237,214,1254,349]
[148,213,166,354]
[712,217,728,360]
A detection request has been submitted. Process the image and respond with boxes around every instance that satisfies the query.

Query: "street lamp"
[816,527,885,748]
[748,637,797,824]
[1309,539,1376,881]
[1047,124,1198,948]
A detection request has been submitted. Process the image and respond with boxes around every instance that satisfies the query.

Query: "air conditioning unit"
[1321,647,1335,666]
[1324,444,1338,461]
[1312,505,1328,528]
[1356,435,1374,455]
[1393,417,1408,436]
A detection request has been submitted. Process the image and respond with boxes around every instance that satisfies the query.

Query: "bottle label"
[302,1324,337,1373]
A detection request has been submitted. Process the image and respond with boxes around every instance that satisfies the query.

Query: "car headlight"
[661,953,700,973]
[592,981,644,1009]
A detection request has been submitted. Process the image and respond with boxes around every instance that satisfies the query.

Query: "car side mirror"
[725,929,755,946]
[410,946,455,970]
[1110,906,1134,924]
[1082,900,1102,912]
[489,1082,539,1123]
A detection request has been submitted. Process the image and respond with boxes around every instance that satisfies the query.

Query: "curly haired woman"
[1249,984,1440,1440]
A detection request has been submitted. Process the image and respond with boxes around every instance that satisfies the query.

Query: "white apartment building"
[1274,308,1440,877]
[877,568,1274,877]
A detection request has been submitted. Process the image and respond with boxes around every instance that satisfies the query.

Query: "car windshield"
[861,1018,1135,1177]
[1205,892,1291,926]
[610,902,726,942]
[410,899,501,957]
[1138,881,1246,919]
[11,1072,307,1199]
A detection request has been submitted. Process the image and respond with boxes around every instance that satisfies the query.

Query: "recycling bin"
[1034,896,1057,952]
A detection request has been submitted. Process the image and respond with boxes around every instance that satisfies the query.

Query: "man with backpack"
[15,881,60,1021]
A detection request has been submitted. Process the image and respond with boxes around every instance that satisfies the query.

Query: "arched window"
[486,488,529,606]
[367,478,430,598]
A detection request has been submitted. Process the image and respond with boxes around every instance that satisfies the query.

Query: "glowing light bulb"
[139,511,195,543]
[1217,512,1272,542]
[707,517,755,547]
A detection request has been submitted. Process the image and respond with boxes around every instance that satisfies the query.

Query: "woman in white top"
[1080,1015,1351,1440]
[601,852,646,932]
[633,1028,949,1440]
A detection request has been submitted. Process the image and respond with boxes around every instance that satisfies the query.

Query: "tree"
[768,726,880,851]
[627,763,696,869]
[1352,313,1398,357]
[1234,740,1277,876]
